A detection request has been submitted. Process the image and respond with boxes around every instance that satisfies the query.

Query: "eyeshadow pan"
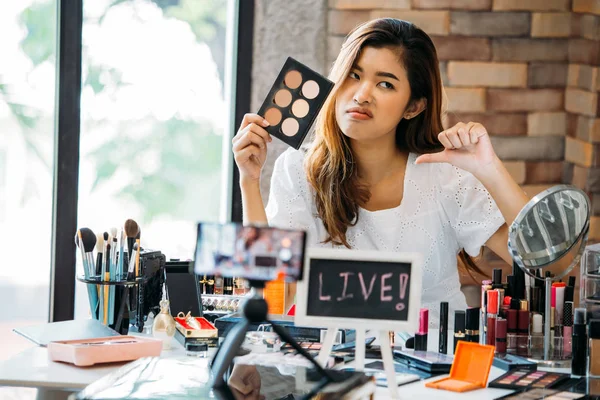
[284,70,302,89]
[281,118,299,136]
[264,108,282,126]
[302,80,320,99]
[274,89,292,107]
[292,99,309,118]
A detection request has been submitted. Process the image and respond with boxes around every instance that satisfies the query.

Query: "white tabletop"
[0,327,570,399]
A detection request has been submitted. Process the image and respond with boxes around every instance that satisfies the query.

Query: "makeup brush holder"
[77,275,148,333]
[580,244,600,323]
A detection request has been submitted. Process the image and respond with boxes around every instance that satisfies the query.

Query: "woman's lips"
[347,111,372,120]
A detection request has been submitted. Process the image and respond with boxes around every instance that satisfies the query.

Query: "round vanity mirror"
[508,185,591,280]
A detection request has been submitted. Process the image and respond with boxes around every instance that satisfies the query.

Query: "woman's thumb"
[415,151,448,165]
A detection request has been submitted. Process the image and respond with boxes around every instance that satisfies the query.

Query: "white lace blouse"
[265,148,505,328]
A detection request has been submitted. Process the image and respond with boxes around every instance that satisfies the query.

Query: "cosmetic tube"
[563,301,573,354]
[415,308,428,351]
[481,280,492,345]
[588,319,600,378]
[550,307,556,342]
[512,261,525,300]
[496,318,507,354]
[465,307,480,343]
[439,302,448,354]
[506,309,518,353]
[556,286,565,327]
[454,310,466,354]
[492,268,503,289]
[572,308,587,377]
[487,290,499,346]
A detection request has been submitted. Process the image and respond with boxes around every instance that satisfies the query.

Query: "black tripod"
[210,280,338,398]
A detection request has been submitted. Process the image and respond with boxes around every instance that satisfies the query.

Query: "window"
[75,0,233,318]
[0,0,56,362]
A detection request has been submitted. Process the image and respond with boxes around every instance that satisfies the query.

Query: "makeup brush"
[104,242,111,325]
[117,228,125,279]
[124,219,139,263]
[109,228,118,325]
[95,233,104,276]
[76,228,98,318]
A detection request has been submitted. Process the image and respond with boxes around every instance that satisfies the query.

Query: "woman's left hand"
[414,122,498,176]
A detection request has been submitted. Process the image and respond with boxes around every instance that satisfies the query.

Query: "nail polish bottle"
[506,309,518,353]
[530,313,544,359]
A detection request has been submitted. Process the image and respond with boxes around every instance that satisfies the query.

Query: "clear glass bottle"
[152,299,176,350]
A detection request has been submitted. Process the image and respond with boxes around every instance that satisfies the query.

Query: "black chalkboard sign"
[295,248,423,331]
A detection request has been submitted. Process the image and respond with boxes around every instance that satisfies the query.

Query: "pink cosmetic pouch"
[48,335,162,366]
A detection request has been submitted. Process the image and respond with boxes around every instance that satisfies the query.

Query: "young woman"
[231,18,529,326]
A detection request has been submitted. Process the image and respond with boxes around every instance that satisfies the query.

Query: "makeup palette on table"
[495,388,586,400]
[488,369,571,391]
[257,57,334,149]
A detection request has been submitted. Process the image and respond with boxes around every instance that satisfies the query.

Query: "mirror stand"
[508,184,591,369]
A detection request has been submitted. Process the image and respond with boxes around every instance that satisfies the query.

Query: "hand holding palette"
[257,57,334,149]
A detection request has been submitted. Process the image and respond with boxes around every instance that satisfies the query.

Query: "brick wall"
[327,0,600,288]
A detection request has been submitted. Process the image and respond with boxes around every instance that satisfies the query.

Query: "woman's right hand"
[232,113,272,184]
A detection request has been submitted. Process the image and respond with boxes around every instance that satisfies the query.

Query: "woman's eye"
[349,71,359,80]
[379,81,394,89]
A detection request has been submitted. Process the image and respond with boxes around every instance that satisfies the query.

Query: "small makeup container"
[495,318,507,354]
[572,308,588,377]
[186,342,208,358]
[465,307,480,344]
[454,310,466,354]
[415,308,429,351]
[589,319,600,378]
[425,342,495,393]
[506,309,518,353]
[257,57,334,149]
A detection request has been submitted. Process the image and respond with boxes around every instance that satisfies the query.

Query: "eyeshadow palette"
[495,388,586,399]
[488,369,571,391]
[257,57,334,149]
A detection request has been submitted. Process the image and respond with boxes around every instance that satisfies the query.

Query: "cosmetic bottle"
[572,308,588,377]
[454,310,466,354]
[517,310,530,355]
[223,277,234,295]
[496,318,507,354]
[506,309,518,353]
[589,319,600,378]
[466,307,480,343]
[530,313,544,359]
[152,299,176,350]
[487,290,499,346]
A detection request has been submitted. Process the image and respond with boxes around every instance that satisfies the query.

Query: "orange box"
[425,341,495,393]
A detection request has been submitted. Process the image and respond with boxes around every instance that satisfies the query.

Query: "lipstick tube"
[487,290,499,346]
[495,318,507,354]
[415,308,428,351]
[454,310,466,354]
[465,307,480,343]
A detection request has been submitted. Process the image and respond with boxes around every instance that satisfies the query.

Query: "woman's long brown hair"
[305,18,487,277]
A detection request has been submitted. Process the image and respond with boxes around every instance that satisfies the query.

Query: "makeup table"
[0,328,572,400]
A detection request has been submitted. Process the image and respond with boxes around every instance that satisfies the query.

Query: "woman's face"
[335,46,414,143]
